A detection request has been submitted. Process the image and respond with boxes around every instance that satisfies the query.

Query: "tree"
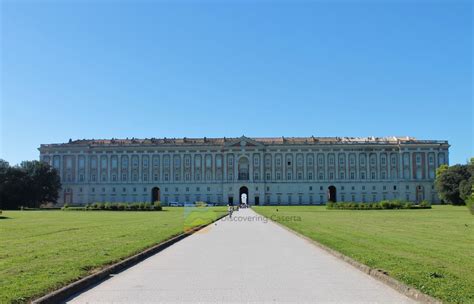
[460,158,474,201]
[435,164,471,205]
[0,159,61,209]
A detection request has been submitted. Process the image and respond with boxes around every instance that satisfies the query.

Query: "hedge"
[62,201,163,211]
[326,200,431,210]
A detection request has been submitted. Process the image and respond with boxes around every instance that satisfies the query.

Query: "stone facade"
[38,136,449,205]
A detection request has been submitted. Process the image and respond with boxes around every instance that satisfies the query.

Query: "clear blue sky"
[1,0,472,166]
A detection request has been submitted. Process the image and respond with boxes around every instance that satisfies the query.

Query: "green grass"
[0,207,227,303]
[253,205,474,304]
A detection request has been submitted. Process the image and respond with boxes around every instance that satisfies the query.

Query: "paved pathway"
[68,208,415,303]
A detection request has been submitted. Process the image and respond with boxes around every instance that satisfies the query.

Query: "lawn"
[253,205,474,304]
[0,207,227,303]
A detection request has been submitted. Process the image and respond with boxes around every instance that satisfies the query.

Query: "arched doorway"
[239,186,249,205]
[328,185,337,202]
[151,187,160,203]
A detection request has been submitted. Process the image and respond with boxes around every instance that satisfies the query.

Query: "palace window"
[112,174,117,181]
[339,172,345,179]
[360,172,366,180]
[276,158,281,166]
[308,157,313,166]
[122,173,127,181]
[287,172,292,180]
[297,172,303,180]
[91,174,96,182]
[266,172,271,180]
[329,172,334,180]
[276,172,281,180]
[318,172,324,180]
[164,173,169,181]
[111,157,118,168]
[154,173,158,181]
[350,172,355,180]
[308,172,313,180]
[79,174,84,182]
[254,172,259,180]
[371,172,376,180]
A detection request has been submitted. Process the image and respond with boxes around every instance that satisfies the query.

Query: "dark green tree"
[0,159,61,209]
[435,164,471,205]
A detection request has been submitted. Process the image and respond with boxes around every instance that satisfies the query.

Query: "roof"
[39,136,449,149]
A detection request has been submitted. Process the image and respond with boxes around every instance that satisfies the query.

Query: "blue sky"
[1,0,472,165]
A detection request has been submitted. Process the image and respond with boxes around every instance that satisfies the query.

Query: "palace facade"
[38,136,449,205]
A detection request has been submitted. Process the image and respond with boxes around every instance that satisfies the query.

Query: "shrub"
[420,200,431,208]
[152,201,162,211]
[195,201,207,207]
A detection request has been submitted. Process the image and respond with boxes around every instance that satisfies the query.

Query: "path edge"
[31,212,228,304]
[255,210,441,304]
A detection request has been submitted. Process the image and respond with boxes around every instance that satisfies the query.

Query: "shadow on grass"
[0,216,11,220]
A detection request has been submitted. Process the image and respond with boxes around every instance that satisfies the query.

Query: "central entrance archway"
[328,185,337,202]
[151,187,161,203]
[239,186,249,205]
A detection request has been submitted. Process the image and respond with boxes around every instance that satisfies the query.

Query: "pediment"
[225,136,263,148]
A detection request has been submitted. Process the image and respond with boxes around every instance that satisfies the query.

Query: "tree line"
[435,158,474,206]
[0,159,61,210]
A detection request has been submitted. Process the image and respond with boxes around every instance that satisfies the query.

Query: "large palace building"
[39,136,449,206]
